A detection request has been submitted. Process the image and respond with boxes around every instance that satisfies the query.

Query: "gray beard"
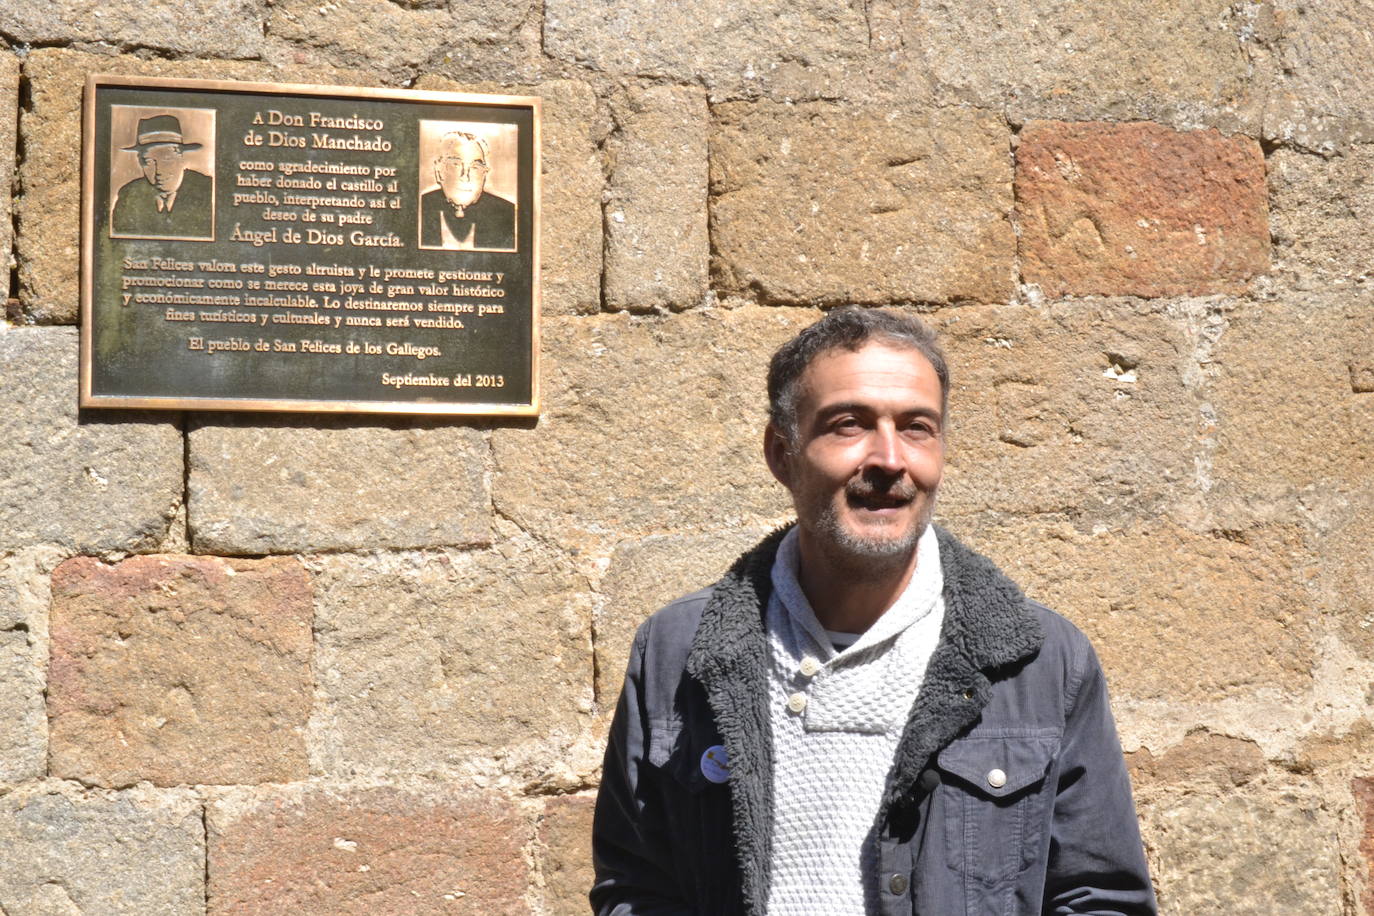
[811,501,927,572]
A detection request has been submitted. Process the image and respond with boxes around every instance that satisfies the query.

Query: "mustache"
[845,476,918,502]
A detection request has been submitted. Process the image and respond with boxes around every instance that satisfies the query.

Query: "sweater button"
[786,692,808,713]
[888,873,908,895]
[799,656,821,677]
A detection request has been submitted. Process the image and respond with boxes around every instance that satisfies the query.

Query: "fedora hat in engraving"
[123,114,202,152]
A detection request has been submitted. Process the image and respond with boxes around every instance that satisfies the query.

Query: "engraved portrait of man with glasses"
[418,125,517,251]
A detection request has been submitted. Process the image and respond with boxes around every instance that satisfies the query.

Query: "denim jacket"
[592,526,1157,916]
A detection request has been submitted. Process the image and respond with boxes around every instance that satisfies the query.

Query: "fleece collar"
[685,523,1044,915]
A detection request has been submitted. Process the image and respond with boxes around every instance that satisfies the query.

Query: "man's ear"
[763,423,793,489]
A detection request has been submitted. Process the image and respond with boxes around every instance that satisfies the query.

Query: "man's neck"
[794,532,919,635]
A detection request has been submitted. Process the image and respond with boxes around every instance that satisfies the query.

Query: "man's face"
[139,144,187,194]
[766,342,945,569]
[437,137,489,209]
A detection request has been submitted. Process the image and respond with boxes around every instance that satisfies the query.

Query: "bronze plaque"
[81,75,540,415]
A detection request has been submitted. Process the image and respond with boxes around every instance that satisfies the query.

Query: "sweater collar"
[689,522,1043,678]
[769,524,944,661]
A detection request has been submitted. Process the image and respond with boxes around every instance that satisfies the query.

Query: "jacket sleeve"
[1043,639,1158,915]
[590,627,696,916]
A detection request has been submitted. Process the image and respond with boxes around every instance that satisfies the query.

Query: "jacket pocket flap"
[647,718,679,768]
[647,718,710,794]
[936,733,1060,798]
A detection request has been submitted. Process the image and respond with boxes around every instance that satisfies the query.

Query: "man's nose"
[863,422,904,474]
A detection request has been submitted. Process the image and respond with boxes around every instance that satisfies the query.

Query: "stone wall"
[0,3,1371,913]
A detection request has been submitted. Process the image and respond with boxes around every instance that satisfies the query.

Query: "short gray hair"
[766,307,949,444]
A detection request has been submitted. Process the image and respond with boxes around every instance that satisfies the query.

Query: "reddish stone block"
[1017,120,1269,298]
[48,555,313,787]
[538,795,596,915]
[1357,778,1374,916]
[208,786,530,914]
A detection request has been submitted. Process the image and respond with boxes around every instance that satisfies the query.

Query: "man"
[419,130,516,250]
[592,308,1156,915]
[111,114,213,239]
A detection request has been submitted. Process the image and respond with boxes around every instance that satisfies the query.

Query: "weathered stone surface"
[537,794,595,916]
[1126,729,1265,790]
[0,782,204,915]
[1266,0,1374,151]
[48,555,313,787]
[187,417,490,554]
[0,327,182,551]
[1315,489,1374,662]
[0,0,265,57]
[268,0,449,78]
[930,299,1200,523]
[596,528,770,703]
[492,308,807,547]
[16,49,377,324]
[958,519,1314,704]
[269,0,541,80]
[208,785,528,915]
[1356,777,1374,916]
[0,629,44,785]
[1203,296,1374,527]
[544,0,869,97]
[1268,145,1374,289]
[417,77,603,316]
[1354,361,1374,395]
[0,545,60,637]
[908,0,1261,131]
[1016,121,1270,299]
[711,102,1015,305]
[309,539,593,778]
[266,0,540,82]
[0,54,17,285]
[0,550,56,785]
[1138,781,1340,915]
[604,86,710,312]
[1289,721,1374,776]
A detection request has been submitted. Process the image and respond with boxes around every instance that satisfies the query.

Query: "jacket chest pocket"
[648,718,719,794]
[646,718,738,904]
[935,731,1060,886]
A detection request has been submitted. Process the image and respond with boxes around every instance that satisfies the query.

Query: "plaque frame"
[80,74,541,416]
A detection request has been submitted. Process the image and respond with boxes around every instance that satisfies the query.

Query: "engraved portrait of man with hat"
[111,109,215,240]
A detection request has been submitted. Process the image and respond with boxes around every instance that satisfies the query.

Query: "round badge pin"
[700,745,730,784]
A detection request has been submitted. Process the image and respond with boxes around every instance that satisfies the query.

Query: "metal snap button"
[986,768,1007,788]
[888,873,908,895]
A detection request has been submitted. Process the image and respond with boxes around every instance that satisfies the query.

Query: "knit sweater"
[763,526,945,915]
